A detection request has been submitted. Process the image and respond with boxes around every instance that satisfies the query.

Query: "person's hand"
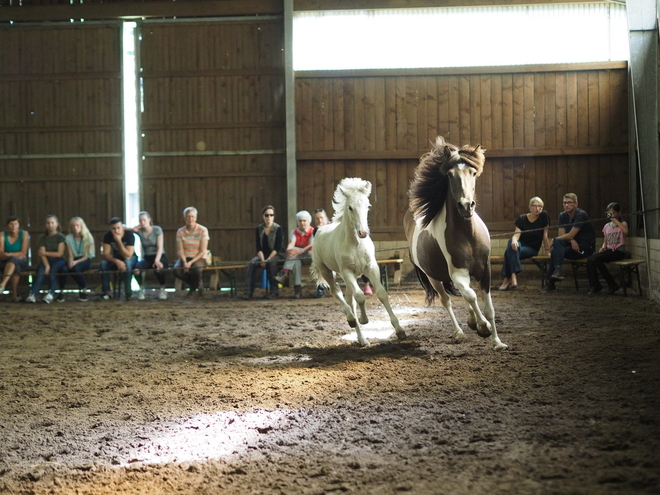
[183,260,191,272]
[153,260,163,270]
[600,247,606,253]
[115,260,127,271]
[570,239,580,252]
[70,260,78,269]
[511,240,519,251]
[44,265,50,275]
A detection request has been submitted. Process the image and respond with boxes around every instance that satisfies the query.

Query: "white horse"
[312,178,406,346]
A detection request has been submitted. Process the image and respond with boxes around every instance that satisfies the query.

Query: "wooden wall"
[0,24,122,257]
[139,19,286,261]
[295,64,629,240]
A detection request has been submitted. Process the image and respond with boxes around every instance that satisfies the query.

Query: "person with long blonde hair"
[62,217,95,301]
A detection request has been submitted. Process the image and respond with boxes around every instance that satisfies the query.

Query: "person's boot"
[294,285,302,299]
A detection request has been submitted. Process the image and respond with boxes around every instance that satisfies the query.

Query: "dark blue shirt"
[558,208,596,252]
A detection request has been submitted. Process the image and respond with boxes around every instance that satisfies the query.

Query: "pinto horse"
[312,177,406,346]
[404,137,507,350]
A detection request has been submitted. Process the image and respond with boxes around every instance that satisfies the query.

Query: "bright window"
[294,4,628,70]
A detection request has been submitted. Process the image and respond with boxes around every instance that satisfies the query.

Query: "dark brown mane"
[408,136,485,228]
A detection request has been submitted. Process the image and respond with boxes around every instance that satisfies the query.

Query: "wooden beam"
[0,0,282,22]
[296,62,628,79]
[294,0,613,10]
[296,146,629,161]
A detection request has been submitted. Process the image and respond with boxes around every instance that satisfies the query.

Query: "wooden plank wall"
[0,24,123,258]
[139,19,286,261]
[295,65,629,242]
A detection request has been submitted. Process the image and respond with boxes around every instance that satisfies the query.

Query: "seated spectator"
[0,216,29,302]
[587,202,628,295]
[25,215,67,304]
[100,217,138,301]
[544,193,596,292]
[173,207,209,297]
[63,217,95,302]
[498,196,551,291]
[133,211,169,301]
[276,210,314,299]
[242,205,285,300]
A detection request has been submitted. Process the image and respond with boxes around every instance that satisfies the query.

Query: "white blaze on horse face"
[350,198,370,239]
[449,162,477,217]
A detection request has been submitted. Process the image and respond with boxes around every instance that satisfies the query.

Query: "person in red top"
[276,210,313,299]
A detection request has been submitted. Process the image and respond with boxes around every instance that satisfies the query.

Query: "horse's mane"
[408,136,485,228]
[331,177,372,222]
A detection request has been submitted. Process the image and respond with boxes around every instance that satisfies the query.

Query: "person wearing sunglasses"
[498,196,551,291]
[544,193,596,292]
[241,205,284,300]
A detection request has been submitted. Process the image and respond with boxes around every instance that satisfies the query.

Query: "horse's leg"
[321,266,368,345]
[450,269,492,338]
[426,276,465,340]
[363,265,406,340]
[341,271,368,325]
[466,307,477,330]
[338,271,370,346]
[479,289,508,350]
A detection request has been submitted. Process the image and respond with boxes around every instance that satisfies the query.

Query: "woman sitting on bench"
[498,196,551,291]
[586,202,628,295]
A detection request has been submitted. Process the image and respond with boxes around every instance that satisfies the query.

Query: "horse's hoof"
[476,323,492,338]
[359,316,369,325]
[493,341,508,351]
[348,320,357,328]
[395,330,407,340]
[358,338,370,347]
[467,321,478,331]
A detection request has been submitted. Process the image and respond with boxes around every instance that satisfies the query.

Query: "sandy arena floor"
[0,281,659,494]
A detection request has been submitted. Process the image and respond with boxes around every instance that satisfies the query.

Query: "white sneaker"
[25,294,36,303]
[137,288,145,300]
[43,293,54,304]
[158,288,168,300]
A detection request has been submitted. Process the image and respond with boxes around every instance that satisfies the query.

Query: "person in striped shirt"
[173,207,209,297]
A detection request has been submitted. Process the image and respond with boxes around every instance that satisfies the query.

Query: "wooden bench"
[489,254,550,287]
[377,258,404,290]
[569,257,646,296]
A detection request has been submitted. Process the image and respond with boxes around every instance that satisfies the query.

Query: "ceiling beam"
[0,0,282,22]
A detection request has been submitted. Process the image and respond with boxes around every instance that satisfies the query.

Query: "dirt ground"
[1,279,659,495]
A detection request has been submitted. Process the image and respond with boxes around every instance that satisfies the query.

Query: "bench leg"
[634,265,643,297]
[619,265,628,297]
[531,259,547,288]
[571,263,581,291]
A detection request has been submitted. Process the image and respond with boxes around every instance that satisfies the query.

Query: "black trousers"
[587,249,625,288]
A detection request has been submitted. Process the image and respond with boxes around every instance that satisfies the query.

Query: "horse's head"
[332,177,372,239]
[409,136,485,226]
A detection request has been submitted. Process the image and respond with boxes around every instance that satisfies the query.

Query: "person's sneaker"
[550,270,564,281]
[275,271,288,284]
[264,292,278,299]
[293,285,302,299]
[43,293,54,304]
[158,288,168,300]
[241,292,253,300]
[25,294,36,303]
[186,288,197,297]
[125,292,133,301]
[137,288,145,300]
[56,293,65,303]
[102,293,113,301]
[542,284,557,293]
[11,295,22,303]
[78,291,89,302]
[364,284,373,295]
[606,283,620,295]
[587,285,603,296]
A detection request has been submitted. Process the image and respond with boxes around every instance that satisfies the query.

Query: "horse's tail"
[310,262,329,289]
[412,263,437,306]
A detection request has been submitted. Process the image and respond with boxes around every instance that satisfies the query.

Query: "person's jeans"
[245,256,281,294]
[135,254,170,286]
[547,238,593,281]
[283,252,312,286]
[501,240,538,278]
[101,255,138,296]
[173,258,206,290]
[31,258,67,296]
[61,258,92,291]
[587,249,625,288]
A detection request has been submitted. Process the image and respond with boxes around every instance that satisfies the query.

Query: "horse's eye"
[348,206,353,211]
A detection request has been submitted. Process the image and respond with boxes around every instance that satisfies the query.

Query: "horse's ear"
[361,180,372,197]
[435,136,446,149]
